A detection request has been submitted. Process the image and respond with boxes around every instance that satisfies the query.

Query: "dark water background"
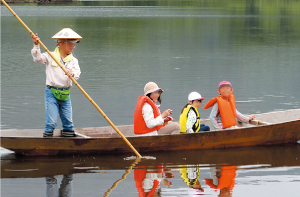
[1,0,300,130]
[1,0,300,196]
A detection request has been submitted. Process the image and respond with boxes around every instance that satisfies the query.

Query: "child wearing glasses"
[179,92,210,133]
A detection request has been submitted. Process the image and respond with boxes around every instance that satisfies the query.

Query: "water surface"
[1,0,300,196]
[2,0,300,129]
[1,145,300,197]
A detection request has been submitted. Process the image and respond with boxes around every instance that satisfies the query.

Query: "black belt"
[47,85,70,90]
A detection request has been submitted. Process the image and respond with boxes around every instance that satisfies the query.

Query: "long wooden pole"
[103,158,140,197]
[1,0,142,158]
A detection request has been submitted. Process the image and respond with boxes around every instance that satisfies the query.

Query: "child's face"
[150,90,161,102]
[61,41,75,55]
[191,100,202,109]
[218,85,233,98]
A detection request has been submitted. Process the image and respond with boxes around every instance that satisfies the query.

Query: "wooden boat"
[1,109,300,156]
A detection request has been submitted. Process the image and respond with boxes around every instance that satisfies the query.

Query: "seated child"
[204,81,255,130]
[179,92,210,133]
[134,82,180,136]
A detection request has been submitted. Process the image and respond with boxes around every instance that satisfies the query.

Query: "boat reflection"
[1,144,300,196]
[1,145,300,179]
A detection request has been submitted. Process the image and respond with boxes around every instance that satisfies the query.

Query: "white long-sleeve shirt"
[141,102,164,136]
[31,45,81,88]
[143,171,163,192]
[186,109,197,133]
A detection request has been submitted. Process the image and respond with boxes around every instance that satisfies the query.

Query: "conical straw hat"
[52,28,82,39]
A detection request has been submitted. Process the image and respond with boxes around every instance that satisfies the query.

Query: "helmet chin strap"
[57,40,72,56]
[56,40,66,46]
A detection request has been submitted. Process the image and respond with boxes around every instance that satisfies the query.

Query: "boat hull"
[1,119,300,156]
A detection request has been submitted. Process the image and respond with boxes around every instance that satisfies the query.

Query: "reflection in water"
[134,166,172,197]
[133,164,238,197]
[1,145,300,196]
[180,164,204,196]
[104,158,140,197]
[46,174,73,197]
[205,165,237,197]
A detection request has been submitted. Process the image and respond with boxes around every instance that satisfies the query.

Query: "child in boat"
[31,28,81,137]
[179,92,210,133]
[204,81,255,130]
[134,82,181,136]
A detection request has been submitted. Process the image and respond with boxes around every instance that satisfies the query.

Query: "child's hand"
[162,109,172,118]
[164,116,174,122]
[249,115,255,121]
[32,33,40,45]
[65,70,74,77]
[161,179,172,188]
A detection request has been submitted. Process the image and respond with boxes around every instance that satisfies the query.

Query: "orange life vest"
[134,95,164,134]
[134,167,164,197]
[203,93,237,129]
[204,166,236,191]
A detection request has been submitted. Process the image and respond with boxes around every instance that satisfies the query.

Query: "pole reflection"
[104,158,140,197]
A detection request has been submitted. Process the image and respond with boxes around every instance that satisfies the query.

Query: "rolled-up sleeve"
[70,59,81,80]
[142,103,164,129]
[31,44,48,65]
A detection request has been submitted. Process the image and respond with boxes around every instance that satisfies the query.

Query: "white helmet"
[188,92,204,101]
[52,28,82,40]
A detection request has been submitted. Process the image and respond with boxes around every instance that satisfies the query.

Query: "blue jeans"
[45,87,74,133]
[46,175,73,197]
[199,124,210,131]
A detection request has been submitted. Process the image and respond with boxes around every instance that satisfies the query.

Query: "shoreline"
[3,0,73,3]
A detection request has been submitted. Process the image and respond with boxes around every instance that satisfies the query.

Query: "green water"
[2,0,300,129]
